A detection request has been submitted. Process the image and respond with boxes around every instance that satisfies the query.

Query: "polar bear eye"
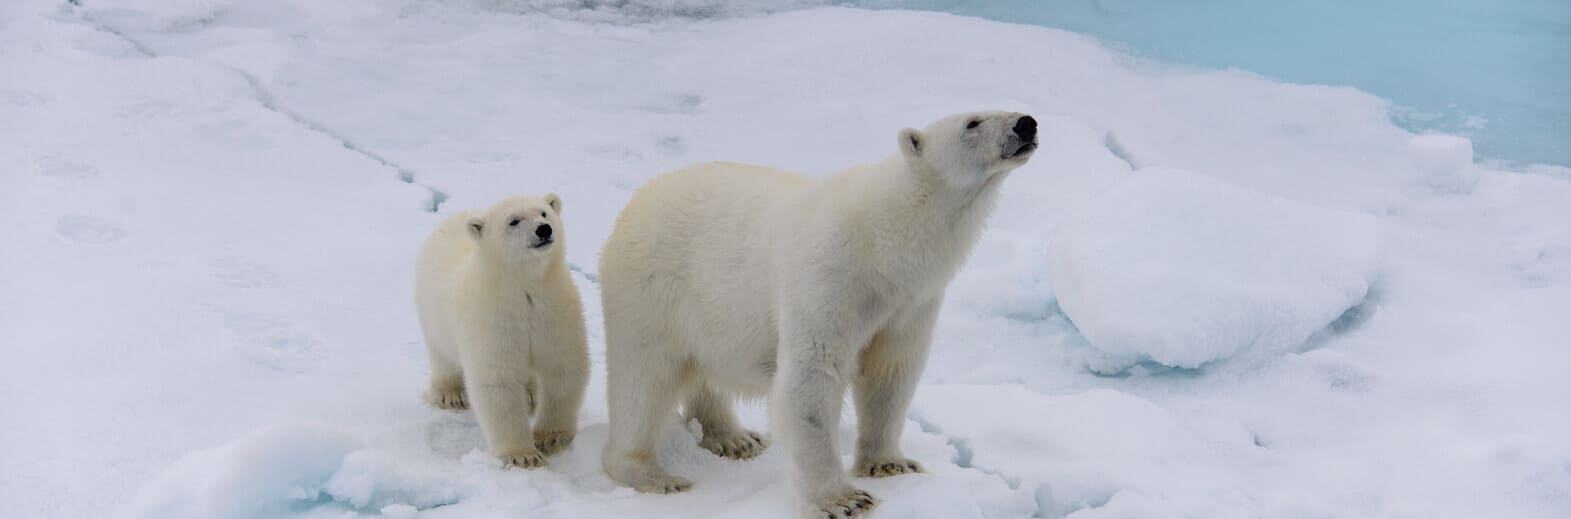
[965,119,981,129]
[509,218,521,227]
[540,211,548,218]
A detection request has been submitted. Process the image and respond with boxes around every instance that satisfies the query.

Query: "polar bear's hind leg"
[687,384,769,459]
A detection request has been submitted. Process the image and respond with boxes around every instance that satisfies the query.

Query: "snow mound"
[1406,134,1480,193]
[1048,167,1383,369]
[322,449,466,513]
[120,423,470,519]
[120,423,365,519]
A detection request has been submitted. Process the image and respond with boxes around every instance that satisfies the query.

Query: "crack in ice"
[69,5,449,213]
[906,413,1034,515]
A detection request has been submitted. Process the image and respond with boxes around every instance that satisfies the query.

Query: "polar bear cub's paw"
[633,472,693,494]
[424,383,468,410]
[853,457,924,478]
[533,430,576,456]
[499,448,547,469]
[699,429,769,460]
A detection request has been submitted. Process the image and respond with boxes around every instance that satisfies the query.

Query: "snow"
[4,0,1570,518]
[914,385,1255,518]
[120,424,367,519]
[1406,134,1480,194]
[1048,167,1384,370]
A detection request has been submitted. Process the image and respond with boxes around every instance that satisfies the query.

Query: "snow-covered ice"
[3,0,1570,518]
[121,424,369,519]
[1048,167,1384,370]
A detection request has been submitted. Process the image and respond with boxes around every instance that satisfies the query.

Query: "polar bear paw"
[632,472,693,494]
[534,430,575,455]
[807,488,878,519]
[853,458,923,478]
[499,448,547,469]
[607,458,694,494]
[699,429,769,460]
[424,386,469,410]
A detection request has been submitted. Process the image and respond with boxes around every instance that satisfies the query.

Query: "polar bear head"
[898,111,1038,184]
[466,194,564,262]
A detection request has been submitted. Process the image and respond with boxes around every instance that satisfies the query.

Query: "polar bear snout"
[1012,115,1036,141]
[1004,115,1038,159]
[532,224,554,248]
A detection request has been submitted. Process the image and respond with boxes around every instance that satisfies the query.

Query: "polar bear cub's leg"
[528,334,588,456]
[686,384,768,459]
[459,338,544,469]
[423,345,469,410]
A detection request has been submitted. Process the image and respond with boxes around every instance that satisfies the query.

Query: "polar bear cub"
[415,194,589,468]
[599,111,1039,518]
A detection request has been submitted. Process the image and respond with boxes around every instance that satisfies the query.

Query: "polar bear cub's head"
[466,194,564,261]
[898,110,1038,183]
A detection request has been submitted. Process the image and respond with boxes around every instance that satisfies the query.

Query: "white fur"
[415,194,589,468]
[598,111,1038,517]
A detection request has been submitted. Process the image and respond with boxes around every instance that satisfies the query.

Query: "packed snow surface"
[3,0,1569,518]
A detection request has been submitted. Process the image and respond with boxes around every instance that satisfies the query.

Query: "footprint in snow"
[640,93,703,114]
[4,90,51,107]
[211,256,282,289]
[55,215,126,244]
[653,134,686,156]
[36,154,99,180]
[221,312,321,373]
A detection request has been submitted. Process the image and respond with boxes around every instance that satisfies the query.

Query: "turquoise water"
[874,0,1571,167]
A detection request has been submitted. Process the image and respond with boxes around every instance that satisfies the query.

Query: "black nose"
[535,224,552,239]
[1013,116,1037,141]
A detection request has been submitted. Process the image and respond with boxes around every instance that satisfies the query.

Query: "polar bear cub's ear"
[544,193,562,214]
[467,217,484,239]
[898,128,923,158]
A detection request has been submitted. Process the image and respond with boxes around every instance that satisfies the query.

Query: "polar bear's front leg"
[773,325,879,519]
[852,300,939,478]
[458,337,543,469]
[423,349,469,410]
[530,322,589,456]
[602,331,693,494]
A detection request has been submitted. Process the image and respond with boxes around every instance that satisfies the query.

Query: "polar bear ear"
[898,128,923,158]
[544,193,562,214]
[466,217,484,239]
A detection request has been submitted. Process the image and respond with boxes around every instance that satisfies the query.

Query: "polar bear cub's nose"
[1013,116,1037,141]
[535,223,553,239]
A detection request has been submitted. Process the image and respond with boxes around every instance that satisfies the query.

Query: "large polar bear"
[415,195,589,469]
[599,111,1039,517]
